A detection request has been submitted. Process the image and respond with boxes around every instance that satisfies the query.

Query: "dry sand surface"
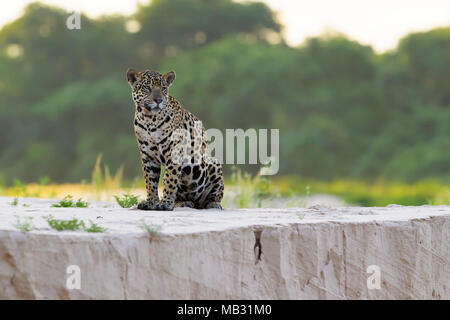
[0,196,448,299]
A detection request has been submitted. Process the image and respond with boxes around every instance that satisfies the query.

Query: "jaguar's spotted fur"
[126,68,224,211]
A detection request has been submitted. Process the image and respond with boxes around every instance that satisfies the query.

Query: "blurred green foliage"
[274,177,449,207]
[0,1,449,185]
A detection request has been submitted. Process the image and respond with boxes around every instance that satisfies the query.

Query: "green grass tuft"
[44,215,106,233]
[12,216,35,232]
[51,195,89,208]
[138,219,162,238]
[114,193,139,208]
[84,220,107,233]
[44,215,85,231]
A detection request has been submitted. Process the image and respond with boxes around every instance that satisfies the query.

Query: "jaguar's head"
[126,68,176,113]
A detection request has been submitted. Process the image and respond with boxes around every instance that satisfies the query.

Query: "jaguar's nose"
[154,98,162,105]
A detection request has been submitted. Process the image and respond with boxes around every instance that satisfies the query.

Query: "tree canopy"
[0,1,448,184]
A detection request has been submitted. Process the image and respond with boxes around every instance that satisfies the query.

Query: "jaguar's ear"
[163,70,176,86]
[126,68,140,86]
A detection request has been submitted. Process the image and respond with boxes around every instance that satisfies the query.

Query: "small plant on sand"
[10,197,18,206]
[114,193,139,208]
[12,216,35,232]
[44,215,106,233]
[139,219,162,238]
[84,220,107,233]
[51,195,89,208]
[44,215,85,231]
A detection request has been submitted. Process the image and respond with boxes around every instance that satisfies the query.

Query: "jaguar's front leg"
[137,157,161,210]
[155,161,181,211]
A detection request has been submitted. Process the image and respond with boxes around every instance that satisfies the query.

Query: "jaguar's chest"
[135,110,174,134]
[135,113,182,162]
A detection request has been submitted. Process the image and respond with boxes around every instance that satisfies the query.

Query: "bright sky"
[0,0,449,52]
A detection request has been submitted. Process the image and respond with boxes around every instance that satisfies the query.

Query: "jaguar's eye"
[145,87,152,94]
